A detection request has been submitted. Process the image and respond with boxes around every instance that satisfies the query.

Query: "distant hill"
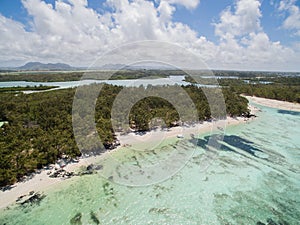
[18,62,73,71]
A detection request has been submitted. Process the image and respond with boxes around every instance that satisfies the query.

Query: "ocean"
[0,102,299,225]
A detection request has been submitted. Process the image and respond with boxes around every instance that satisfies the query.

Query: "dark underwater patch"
[277,110,300,116]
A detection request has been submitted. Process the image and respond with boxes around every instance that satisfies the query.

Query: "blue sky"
[0,0,299,71]
[0,0,289,43]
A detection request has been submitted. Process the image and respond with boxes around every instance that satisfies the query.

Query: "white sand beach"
[0,105,258,210]
[116,115,255,149]
[244,96,300,112]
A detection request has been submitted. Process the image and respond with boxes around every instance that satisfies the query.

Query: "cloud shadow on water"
[191,134,263,157]
[277,109,300,116]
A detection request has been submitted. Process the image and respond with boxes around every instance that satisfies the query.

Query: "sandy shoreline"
[116,116,252,149]
[244,95,300,112]
[0,105,259,210]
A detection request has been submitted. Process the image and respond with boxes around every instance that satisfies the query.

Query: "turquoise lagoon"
[0,103,299,225]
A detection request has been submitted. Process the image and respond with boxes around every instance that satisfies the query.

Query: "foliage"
[0,84,248,187]
[2,72,300,187]
[0,85,58,93]
[0,70,178,82]
[218,78,300,103]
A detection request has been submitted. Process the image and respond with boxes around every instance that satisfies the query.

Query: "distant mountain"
[18,62,73,71]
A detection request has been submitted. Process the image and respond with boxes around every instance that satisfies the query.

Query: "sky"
[0,0,299,71]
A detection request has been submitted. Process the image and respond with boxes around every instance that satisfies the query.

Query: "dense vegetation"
[0,84,248,187]
[1,70,299,187]
[0,72,84,82]
[0,70,179,82]
[0,89,79,186]
[185,75,300,103]
[2,69,298,82]
[212,70,299,78]
[218,77,300,103]
[0,85,58,93]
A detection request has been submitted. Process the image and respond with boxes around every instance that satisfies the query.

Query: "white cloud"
[161,0,200,10]
[214,0,262,39]
[279,0,300,36]
[108,0,161,41]
[0,0,299,71]
[211,0,299,71]
[0,14,40,64]
[244,32,293,67]
[18,0,119,63]
[158,1,175,22]
[4,0,205,66]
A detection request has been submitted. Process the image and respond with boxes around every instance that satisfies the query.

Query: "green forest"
[0,85,58,93]
[0,84,248,187]
[0,70,177,82]
[185,75,300,103]
[1,72,299,188]
[218,78,300,103]
[1,69,298,82]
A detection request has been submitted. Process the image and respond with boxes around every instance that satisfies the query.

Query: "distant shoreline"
[0,105,259,210]
[244,95,300,112]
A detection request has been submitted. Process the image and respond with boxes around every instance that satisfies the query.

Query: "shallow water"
[0,76,190,89]
[0,76,222,91]
[0,103,299,225]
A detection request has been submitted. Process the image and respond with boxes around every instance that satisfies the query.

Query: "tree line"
[218,78,300,103]
[0,84,249,187]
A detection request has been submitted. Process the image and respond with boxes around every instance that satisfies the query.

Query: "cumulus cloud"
[161,0,200,10]
[214,0,262,39]
[0,0,299,71]
[158,1,175,22]
[279,0,300,36]
[0,0,207,66]
[212,0,298,71]
[0,14,40,64]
